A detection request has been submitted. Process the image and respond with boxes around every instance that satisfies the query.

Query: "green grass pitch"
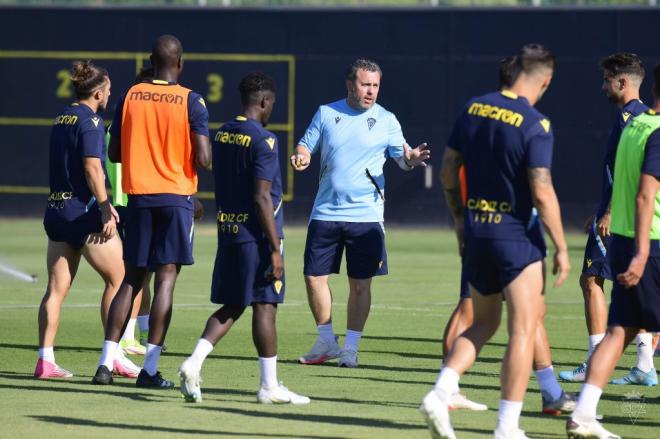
[0,219,656,438]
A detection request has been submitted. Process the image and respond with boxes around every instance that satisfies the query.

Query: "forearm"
[633,184,656,257]
[254,194,280,253]
[193,134,212,170]
[442,187,464,224]
[84,162,109,204]
[534,187,567,251]
[439,151,464,223]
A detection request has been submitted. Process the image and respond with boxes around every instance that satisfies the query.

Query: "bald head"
[151,35,182,69]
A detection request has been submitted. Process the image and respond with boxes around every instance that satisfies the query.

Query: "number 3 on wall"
[206,73,224,103]
[56,69,73,99]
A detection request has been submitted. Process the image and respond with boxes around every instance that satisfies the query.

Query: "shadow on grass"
[522,410,660,428]
[360,335,440,344]
[198,386,418,409]
[190,406,426,431]
[279,359,438,374]
[0,343,100,353]
[0,374,173,402]
[29,416,345,438]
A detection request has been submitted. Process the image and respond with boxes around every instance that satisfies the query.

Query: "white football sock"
[38,346,55,363]
[587,333,605,360]
[535,365,562,401]
[317,323,336,344]
[496,400,523,432]
[121,318,137,341]
[344,330,362,352]
[635,333,655,373]
[259,356,278,389]
[137,315,149,332]
[188,338,214,369]
[144,343,162,376]
[572,383,602,423]
[99,340,118,370]
[434,366,459,401]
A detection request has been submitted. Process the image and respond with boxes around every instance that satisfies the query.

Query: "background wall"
[1,6,659,227]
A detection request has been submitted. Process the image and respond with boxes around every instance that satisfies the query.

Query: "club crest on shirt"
[91,117,100,128]
[335,116,341,124]
[274,280,283,294]
[265,137,276,150]
[586,258,592,268]
[367,118,376,130]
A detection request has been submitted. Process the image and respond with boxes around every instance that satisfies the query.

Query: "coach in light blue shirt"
[291,59,429,368]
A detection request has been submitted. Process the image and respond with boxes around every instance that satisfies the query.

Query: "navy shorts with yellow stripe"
[581,218,613,280]
[464,237,544,295]
[304,220,388,279]
[211,240,285,306]
[123,205,194,267]
[608,236,660,331]
[43,209,102,250]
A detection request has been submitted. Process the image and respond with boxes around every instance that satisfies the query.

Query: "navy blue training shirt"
[597,99,649,218]
[448,90,553,240]
[45,103,105,222]
[213,116,283,245]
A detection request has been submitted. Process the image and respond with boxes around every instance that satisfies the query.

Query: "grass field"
[0,219,656,439]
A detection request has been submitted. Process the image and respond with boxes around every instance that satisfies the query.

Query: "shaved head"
[151,34,182,69]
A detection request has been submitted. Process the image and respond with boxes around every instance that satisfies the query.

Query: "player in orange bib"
[93,35,211,388]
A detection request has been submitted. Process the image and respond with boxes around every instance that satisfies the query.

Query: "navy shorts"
[115,206,129,241]
[608,237,660,331]
[464,238,544,295]
[581,218,613,280]
[123,205,194,268]
[43,209,102,250]
[211,240,285,306]
[304,220,388,279]
[459,261,471,299]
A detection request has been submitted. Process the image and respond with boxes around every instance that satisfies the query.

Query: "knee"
[252,303,275,319]
[42,285,69,304]
[580,274,599,298]
[349,281,371,296]
[509,320,537,339]
[157,264,179,279]
[304,275,324,290]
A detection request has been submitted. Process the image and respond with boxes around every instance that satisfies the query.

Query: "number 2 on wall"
[56,69,73,99]
[206,73,224,103]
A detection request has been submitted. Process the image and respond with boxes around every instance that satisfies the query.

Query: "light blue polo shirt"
[299,99,406,222]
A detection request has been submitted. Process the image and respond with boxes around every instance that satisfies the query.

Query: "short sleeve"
[109,94,125,137]
[188,92,210,137]
[79,116,105,159]
[526,119,554,169]
[254,135,279,183]
[386,113,405,158]
[642,129,660,178]
[298,107,323,154]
